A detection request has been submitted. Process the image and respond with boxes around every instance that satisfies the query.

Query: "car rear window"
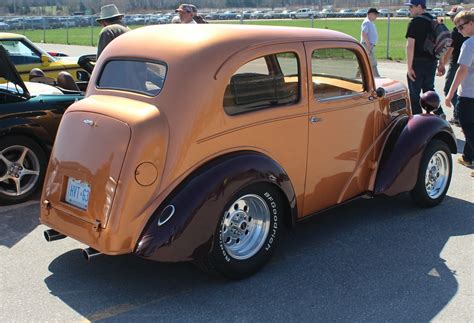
[97,60,167,96]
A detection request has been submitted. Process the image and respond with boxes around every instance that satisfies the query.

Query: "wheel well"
[269,182,296,230]
[431,132,457,154]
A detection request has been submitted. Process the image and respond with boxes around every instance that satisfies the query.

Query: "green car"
[0,45,85,204]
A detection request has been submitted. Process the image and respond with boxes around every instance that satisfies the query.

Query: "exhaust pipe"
[44,229,66,242]
[82,247,101,261]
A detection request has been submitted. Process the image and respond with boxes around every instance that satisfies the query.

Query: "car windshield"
[0,39,55,65]
[97,60,167,96]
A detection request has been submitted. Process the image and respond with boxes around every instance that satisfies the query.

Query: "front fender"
[134,151,297,262]
[374,114,456,196]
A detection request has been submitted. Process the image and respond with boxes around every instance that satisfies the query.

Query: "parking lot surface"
[1,44,473,322]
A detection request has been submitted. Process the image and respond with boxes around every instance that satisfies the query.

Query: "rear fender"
[134,151,297,262]
[374,114,456,196]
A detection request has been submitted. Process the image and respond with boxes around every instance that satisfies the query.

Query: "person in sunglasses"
[175,4,197,24]
[437,6,468,127]
[445,11,474,177]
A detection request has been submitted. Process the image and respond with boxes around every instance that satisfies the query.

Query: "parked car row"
[1,6,458,30]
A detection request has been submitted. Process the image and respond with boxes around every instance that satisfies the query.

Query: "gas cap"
[135,162,158,186]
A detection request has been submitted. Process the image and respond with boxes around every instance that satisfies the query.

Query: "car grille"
[389,98,407,115]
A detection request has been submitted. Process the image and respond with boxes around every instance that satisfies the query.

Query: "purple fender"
[374,114,456,196]
[134,151,297,262]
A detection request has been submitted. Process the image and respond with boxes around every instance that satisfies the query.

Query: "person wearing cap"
[96,4,130,58]
[175,4,197,24]
[405,0,445,117]
[445,11,474,177]
[437,6,468,126]
[361,8,380,77]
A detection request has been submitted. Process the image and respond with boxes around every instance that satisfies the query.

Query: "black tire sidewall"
[0,135,47,204]
[210,182,284,279]
[411,139,452,207]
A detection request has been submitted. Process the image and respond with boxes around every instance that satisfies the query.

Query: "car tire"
[196,183,284,279]
[0,135,47,205]
[410,139,452,208]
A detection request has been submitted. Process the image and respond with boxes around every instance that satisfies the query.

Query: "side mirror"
[40,54,50,66]
[375,87,386,98]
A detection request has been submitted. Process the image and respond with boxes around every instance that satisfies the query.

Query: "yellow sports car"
[0,32,85,81]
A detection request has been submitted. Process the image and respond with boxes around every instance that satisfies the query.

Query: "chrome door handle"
[310,116,322,124]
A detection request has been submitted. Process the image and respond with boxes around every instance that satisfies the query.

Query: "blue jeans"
[457,97,474,162]
[407,59,439,115]
[443,62,459,119]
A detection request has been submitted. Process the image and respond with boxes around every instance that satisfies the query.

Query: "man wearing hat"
[175,4,197,24]
[437,6,468,126]
[96,4,130,58]
[405,0,444,117]
[361,8,380,77]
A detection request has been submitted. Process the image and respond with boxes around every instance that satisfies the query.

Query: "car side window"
[0,40,40,65]
[223,52,300,115]
[311,48,365,101]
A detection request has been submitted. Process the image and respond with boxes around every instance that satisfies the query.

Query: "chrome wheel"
[0,145,41,197]
[221,194,271,260]
[424,150,449,199]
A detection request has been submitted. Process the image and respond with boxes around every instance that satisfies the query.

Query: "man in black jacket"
[405,0,444,117]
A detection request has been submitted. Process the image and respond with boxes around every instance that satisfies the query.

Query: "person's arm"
[362,31,370,48]
[437,47,453,76]
[406,37,416,81]
[361,22,372,51]
[445,64,468,107]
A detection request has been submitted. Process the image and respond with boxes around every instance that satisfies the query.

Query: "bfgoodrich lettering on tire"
[410,139,452,207]
[198,183,284,279]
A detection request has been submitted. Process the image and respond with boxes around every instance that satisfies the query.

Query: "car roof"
[107,24,355,63]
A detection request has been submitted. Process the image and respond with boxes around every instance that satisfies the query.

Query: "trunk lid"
[43,110,131,228]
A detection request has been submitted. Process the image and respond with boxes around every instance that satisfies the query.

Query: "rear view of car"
[40,25,456,279]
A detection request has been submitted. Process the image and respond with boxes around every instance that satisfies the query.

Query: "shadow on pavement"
[0,202,39,248]
[44,193,473,322]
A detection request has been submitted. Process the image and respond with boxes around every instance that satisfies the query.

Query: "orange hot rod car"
[40,25,456,279]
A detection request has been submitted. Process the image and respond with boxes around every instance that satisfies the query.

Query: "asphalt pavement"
[0,43,472,322]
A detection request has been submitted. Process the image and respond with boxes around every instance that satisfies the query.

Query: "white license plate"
[65,177,91,210]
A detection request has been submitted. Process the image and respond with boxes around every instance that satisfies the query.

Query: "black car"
[0,46,87,204]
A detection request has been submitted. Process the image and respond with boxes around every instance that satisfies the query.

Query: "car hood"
[0,45,29,98]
